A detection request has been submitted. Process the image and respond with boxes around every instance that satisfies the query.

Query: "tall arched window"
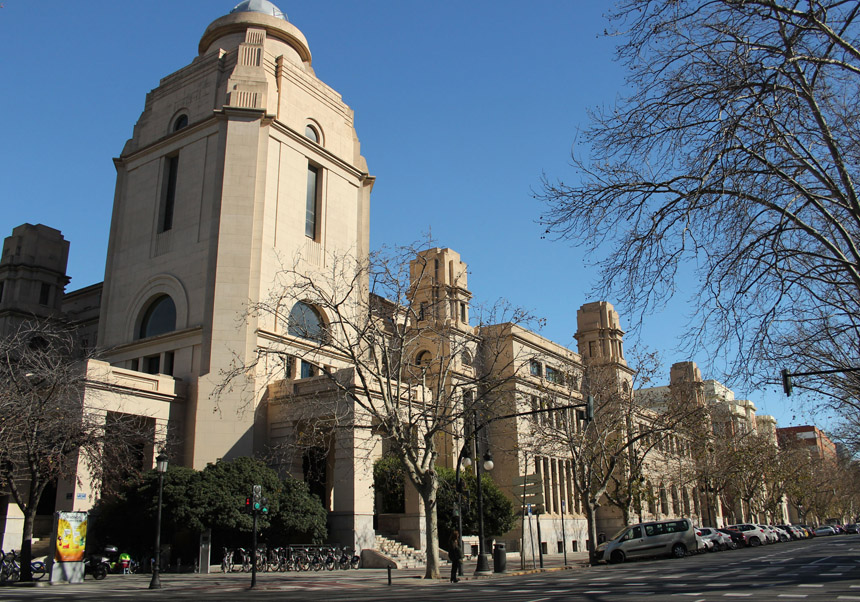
[288,302,325,341]
[137,295,176,339]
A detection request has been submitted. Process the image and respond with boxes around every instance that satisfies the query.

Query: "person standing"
[449,531,462,583]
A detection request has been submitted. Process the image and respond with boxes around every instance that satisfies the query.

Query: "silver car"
[597,518,697,564]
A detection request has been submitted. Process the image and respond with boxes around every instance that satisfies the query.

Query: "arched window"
[137,295,176,339]
[415,350,431,366]
[173,114,189,131]
[288,302,325,341]
[304,124,319,143]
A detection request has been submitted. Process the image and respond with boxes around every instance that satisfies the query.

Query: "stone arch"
[126,274,189,341]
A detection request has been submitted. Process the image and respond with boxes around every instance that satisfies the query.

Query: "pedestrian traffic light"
[261,497,268,514]
[781,368,793,396]
[245,497,251,512]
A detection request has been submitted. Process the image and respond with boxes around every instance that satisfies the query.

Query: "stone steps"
[374,534,426,569]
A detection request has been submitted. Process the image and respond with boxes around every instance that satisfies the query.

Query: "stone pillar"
[328,417,378,551]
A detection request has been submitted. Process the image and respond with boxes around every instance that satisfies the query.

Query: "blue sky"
[0,1,823,430]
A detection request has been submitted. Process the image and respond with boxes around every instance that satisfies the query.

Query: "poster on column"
[50,511,87,583]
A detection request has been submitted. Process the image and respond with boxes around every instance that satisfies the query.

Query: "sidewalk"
[9,552,592,593]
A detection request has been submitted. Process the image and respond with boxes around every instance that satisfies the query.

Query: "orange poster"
[55,512,87,562]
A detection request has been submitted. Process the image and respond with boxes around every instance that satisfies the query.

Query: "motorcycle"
[84,553,110,580]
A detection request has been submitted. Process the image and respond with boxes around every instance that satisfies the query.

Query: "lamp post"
[455,447,471,577]
[474,411,494,575]
[149,452,168,589]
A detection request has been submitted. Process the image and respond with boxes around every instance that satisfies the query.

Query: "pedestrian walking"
[449,531,462,583]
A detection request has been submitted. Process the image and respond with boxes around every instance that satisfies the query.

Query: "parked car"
[799,524,816,537]
[727,524,767,546]
[756,525,779,544]
[844,523,859,534]
[717,528,746,549]
[776,524,803,540]
[814,525,837,536]
[770,525,791,542]
[696,527,731,551]
[596,518,697,564]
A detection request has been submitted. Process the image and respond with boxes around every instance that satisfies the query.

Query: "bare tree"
[525,352,705,563]
[539,0,860,406]
[218,243,530,579]
[0,320,150,581]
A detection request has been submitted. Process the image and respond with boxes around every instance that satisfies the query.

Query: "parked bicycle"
[0,549,46,582]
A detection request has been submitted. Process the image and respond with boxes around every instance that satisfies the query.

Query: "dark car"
[717,528,746,549]
[845,524,859,534]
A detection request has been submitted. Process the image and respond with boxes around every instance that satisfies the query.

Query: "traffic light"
[781,369,793,396]
[252,484,262,510]
[245,497,251,512]
[584,395,594,422]
[261,497,268,514]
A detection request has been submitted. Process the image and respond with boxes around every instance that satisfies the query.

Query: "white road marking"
[798,584,824,588]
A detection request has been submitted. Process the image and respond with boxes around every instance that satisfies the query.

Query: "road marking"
[798,584,824,587]
[706,583,730,587]
[584,590,610,594]
[837,597,860,601]
[777,595,807,598]
[723,594,752,597]
[822,572,844,575]
[810,556,833,565]
[851,585,860,588]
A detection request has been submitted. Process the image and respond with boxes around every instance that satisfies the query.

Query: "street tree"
[525,352,704,563]
[218,243,530,578]
[539,0,860,411]
[0,320,147,581]
[435,465,516,552]
[89,457,327,559]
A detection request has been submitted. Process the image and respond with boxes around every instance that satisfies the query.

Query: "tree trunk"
[19,507,35,582]
[420,481,440,579]
[584,499,600,566]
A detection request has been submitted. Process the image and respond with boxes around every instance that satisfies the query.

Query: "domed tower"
[97,2,374,469]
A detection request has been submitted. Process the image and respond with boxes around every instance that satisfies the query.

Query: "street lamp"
[474,411,494,575]
[149,452,168,589]
[455,448,472,577]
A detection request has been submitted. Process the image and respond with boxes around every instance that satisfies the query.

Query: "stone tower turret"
[574,301,626,366]
[0,224,70,334]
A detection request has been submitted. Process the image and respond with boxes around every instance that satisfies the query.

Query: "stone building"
[0,1,682,563]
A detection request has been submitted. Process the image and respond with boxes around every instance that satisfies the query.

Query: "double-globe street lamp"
[455,415,495,576]
[149,452,168,590]
[455,399,593,576]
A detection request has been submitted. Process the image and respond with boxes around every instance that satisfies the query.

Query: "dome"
[230,0,288,21]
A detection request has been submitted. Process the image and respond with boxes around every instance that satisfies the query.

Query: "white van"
[596,518,696,564]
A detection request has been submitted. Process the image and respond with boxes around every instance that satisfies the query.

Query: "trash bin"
[493,543,506,573]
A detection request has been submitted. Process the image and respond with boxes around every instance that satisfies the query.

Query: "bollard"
[387,564,392,585]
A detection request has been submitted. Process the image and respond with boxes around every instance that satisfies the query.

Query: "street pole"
[455,443,470,577]
[561,500,567,567]
[149,452,168,589]
[474,411,491,575]
[251,509,258,588]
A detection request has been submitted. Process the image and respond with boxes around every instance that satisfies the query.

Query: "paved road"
[3,536,859,600]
